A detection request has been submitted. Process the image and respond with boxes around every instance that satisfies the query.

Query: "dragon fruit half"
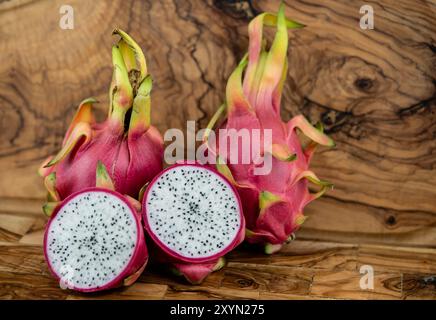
[203,5,335,254]
[39,29,163,200]
[142,163,245,284]
[43,162,148,292]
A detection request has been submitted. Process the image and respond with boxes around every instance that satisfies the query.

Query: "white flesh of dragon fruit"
[45,191,138,290]
[144,165,242,260]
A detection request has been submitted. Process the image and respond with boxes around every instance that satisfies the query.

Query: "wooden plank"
[18,230,44,246]
[228,240,358,271]
[0,271,69,300]
[141,266,260,300]
[0,270,167,300]
[0,213,36,236]
[0,245,48,275]
[300,197,436,247]
[0,198,44,216]
[1,243,436,299]
[357,244,436,274]
[0,229,21,243]
[0,200,47,245]
[223,263,313,295]
[310,270,402,300]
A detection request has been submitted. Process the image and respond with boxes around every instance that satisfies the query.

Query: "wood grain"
[310,270,402,300]
[357,244,436,274]
[1,240,435,300]
[228,240,358,270]
[0,0,435,247]
[402,273,436,300]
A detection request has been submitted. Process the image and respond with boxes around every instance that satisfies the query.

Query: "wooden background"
[0,0,435,299]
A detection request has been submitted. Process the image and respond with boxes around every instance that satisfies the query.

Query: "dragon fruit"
[142,163,244,284]
[43,161,148,292]
[39,29,163,200]
[203,5,335,254]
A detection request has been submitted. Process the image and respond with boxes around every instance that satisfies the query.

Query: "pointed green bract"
[118,39,137,76]
[38,156,53,177]
[203,103,226,143]
[243,9,303,98]
[63,98,96,145]
[262,12,305,29]
[259,190,282,213]
[264,243,282,254]
[271,143,297,162]
[118,38,142,95]
[138,182,149,203]
[109,45,133,125]
[226,54,252,114]
[304,122,328,160]
[288,115,335,147]
[245,229,256,239]
[129,75,152,135]
[293,170,333,200]
[125,194,142,213]
[216,155,237,186]
[247,50,268,106]
[123,259,148,286]
[95,161,115,190]
[42,201,58,217]
[213,257,226,272]
[295,214,307,226]
[258,4,288,95]
[45,122,92,167]
[44,173,60,202]
[272,57,288,113]
[202,103,226,163]
[243,14,267,95]
[113,28,147,82]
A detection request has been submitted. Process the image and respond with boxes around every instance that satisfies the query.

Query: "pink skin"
[142,163,245,283]
[43,122,163,200]
[43,187,148,293]
[237,121,327,246]
[212,99,313,247]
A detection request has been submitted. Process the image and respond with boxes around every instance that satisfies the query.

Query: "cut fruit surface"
[143,164,243,263]
[44,188,144,292]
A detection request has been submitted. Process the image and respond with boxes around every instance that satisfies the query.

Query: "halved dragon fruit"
[142,163,245,284]
[43,162,148,292]
[39,29,163,200]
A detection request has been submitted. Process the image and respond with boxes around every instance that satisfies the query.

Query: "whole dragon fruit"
[203,5,335,254]
[39,29,163,200]
[43,162,148,292]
